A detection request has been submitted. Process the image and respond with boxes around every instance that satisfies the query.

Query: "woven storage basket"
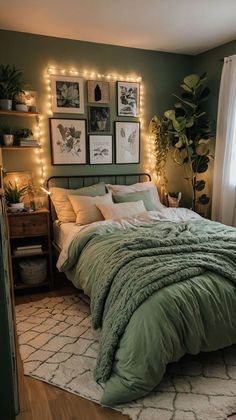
[19,258,47,285]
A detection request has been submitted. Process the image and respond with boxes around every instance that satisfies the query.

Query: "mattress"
[53,221,77,249]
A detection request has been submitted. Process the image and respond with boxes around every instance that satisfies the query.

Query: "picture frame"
[87,80,110,104]
[115,121,140,164]
[89,135,113,165]
[88,106,110,133]
[117,81,140,117]
[50,75,84,114]
[50,118,86,165]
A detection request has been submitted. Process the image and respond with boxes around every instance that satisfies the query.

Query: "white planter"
[8,202,24,213]
[15,104,28,112]
[3,134,14,146]
[0,99,12,110]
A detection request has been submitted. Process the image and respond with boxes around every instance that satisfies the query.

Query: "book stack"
[13,244,43,256]
[19,139,40,147]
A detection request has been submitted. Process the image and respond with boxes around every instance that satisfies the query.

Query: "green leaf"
[173,94,197,109]
[199,194,210,205]
[183,74,200,89]
[164,110,175,120]
[195,180,205,191]
[174,138,183,148]
[172,117,186,132]
[181,83,192,93]
[198,138,210,144]
[186,117,194,128]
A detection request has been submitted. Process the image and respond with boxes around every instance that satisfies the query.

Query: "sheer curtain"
[211,55,236,227]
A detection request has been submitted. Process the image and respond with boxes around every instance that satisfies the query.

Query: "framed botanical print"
[117,81,140,117]
[50,118,86,165]
[89,135,113,165]
[87,80,110,103]
[50,75,84,114]
[88,106,110,133]
[115,121,140,164]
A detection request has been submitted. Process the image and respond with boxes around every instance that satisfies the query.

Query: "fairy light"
[45,66,155,180]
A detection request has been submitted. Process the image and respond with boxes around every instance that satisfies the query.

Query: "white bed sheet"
[53,221,77,249]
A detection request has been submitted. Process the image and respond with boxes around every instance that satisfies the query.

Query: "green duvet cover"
[59,219,236,406]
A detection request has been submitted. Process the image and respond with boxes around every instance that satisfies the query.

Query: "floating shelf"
[0,110,39,117]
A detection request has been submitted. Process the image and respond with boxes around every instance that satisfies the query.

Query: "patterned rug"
[15,294,236,420]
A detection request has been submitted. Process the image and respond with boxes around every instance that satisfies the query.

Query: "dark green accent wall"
[193,40,236,123]
[0,29,192,196]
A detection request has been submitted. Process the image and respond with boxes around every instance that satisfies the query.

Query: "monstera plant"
[150,73,213,212]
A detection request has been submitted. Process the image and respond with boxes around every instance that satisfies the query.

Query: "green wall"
[0,29,193,200]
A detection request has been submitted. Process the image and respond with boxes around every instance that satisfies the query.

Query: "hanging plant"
[149,115,172,191]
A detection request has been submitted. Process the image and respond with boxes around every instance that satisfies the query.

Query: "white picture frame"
[50,118,86,165]
[89,135,113,165]
[50,75,84,114]
[115,121,140,164]
[117,81,140,117]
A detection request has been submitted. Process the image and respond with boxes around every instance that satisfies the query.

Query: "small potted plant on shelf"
[4,181,28,212]
[0,126,15,146]
[15,128,33,141]
[0,64,24,111]
[14,92,28,112]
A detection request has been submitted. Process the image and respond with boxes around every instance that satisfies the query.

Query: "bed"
[47,174,236,407]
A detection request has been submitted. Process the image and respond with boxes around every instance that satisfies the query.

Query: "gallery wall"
[0,29,193,203]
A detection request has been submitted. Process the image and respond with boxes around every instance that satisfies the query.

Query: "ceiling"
[1,0,236,55]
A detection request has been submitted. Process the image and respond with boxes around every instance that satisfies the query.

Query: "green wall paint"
[0,29,193,200]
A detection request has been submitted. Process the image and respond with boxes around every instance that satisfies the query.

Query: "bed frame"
[46,173,151,256]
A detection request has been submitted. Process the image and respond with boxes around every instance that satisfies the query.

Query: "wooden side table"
[7,208,53,292]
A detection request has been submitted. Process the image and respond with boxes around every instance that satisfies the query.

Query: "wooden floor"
[15,276,128,420]
[14,275,236,420]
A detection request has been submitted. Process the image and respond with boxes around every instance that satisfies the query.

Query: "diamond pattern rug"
[15,294,236,420]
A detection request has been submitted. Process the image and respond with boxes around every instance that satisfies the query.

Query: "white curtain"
[211,55,236,227]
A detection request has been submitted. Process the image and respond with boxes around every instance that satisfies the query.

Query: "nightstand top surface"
[7,207,49,217]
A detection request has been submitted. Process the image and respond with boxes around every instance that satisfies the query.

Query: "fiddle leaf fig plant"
[150,73,213,213]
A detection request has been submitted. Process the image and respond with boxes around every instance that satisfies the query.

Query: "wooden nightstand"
[7,208,53,292]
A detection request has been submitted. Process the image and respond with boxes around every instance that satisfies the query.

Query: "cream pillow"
[96,200,146,220]
[68,192,113,225]
[106,181,164,210]
[50,183,106,222]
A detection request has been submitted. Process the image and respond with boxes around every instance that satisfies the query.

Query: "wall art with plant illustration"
[115,121,140,164]
[50,75,84,114]
[88,106,110,133]
[87,80,110,104]
[89,135,112,165]
[117,81,140,117]
[50,118,86,165]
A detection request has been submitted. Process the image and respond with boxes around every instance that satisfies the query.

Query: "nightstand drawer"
[8,214,48,237]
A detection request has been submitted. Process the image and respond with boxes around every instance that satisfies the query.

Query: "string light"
[45,66,155,181]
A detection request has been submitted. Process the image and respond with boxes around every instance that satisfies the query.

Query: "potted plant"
[15,128,33,141]
[14,92,28,112]
[0,64,24,111]
[4,181,28,212]
[0,126,14,146]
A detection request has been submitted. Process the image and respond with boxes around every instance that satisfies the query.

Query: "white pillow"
[50,183,106,223]
[68,192,113,225]
[106,181,164,210]
[96,200,146,220]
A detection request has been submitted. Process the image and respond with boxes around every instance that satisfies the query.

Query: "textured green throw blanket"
[89,219,236,383]
[60,218,236,390]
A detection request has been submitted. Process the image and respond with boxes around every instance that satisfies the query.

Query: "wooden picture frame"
[50,118,86,165]
[50,75,84,114]
[87,80,110,104]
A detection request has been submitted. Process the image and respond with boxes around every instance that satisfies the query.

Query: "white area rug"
[15,294,236,420]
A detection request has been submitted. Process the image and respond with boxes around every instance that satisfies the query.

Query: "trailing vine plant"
[150,73,213,212]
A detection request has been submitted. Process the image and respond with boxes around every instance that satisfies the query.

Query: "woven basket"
[19,258,47,285]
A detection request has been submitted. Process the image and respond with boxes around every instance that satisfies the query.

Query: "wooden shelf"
[14,280,49,291]
[1,145,41,150]
[0,110,39,117]
[12,251,49,259]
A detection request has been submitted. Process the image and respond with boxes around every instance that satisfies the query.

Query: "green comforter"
[60,219,236,406]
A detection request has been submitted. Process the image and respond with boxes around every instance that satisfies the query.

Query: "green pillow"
[112,190,155,211]
[75,182,106,197]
